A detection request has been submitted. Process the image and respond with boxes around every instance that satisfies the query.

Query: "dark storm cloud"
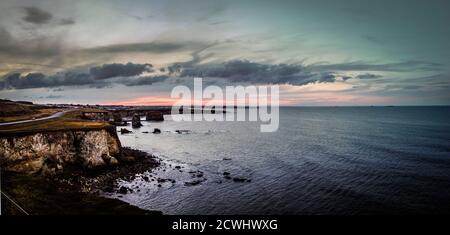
[166,56,444,86]
[1,72,94,90]
[173,60,321,85]
[22,7,52,24]
[54,72,94,85]
[1,58,445,90]
[319,73,337,83]
[117,75,169,86]
[4,73,49,89]
[0,63,167,90]
[309,61,442,72]
[356,73,383,79]
[89,63,153,80]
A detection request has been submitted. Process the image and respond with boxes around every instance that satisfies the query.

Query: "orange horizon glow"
[101,91,392,106]
[102,96,288,106]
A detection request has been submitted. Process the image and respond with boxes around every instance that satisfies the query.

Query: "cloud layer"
[0,63,166,90]
[90,63,153,80]
[0,59,444,91]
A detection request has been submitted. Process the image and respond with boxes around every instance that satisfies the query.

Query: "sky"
[0,0,449,106]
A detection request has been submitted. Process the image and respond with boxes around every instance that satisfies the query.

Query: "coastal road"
[0,110,71,127]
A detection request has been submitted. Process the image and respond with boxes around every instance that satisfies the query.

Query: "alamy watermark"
[170,78,279,132]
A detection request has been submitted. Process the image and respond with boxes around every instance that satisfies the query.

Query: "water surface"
[111,107,450,214]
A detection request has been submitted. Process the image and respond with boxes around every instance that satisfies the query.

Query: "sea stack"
[132,114,142,128]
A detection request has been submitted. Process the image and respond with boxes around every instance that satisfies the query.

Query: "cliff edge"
[0,126,121,175]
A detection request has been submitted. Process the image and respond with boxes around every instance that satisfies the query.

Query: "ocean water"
[111,107,450,215]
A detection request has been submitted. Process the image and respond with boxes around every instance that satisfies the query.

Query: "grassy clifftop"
[0,100,111,135]
[0,116,111,135]
[0,99,63,123]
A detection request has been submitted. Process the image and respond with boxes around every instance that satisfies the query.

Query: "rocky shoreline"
[1,147,163,215]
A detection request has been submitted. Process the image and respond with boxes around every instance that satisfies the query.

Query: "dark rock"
[118,186,128,194]
[184,180,202,186]
[196,173,204,178]
[175,130,190,134]
[157,184,162,187]
[119,155,135,163]
[224,175,232,180]
[223,157,232,161]
[142,176,149,181]
[132,114,143,128]
[223,172,230,176]
[120,128,132,134]
[174,166,181,169]
[142,131,149,134]
[232,177,248,182]
[104,186,114,193]
[157,178,166,183]
[152,128,161,134]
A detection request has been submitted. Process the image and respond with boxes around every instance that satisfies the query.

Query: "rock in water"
[232,177,248,182]
[184,180,202,186]
[153,128,161,134]
[175,130,190,134]
[118,186,128,194]
[132,114,142,128]
[120,128,132,134]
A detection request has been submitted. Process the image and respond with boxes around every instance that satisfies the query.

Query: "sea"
[108,107,450,215]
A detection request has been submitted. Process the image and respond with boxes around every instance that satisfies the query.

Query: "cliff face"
[0,127,121,175]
